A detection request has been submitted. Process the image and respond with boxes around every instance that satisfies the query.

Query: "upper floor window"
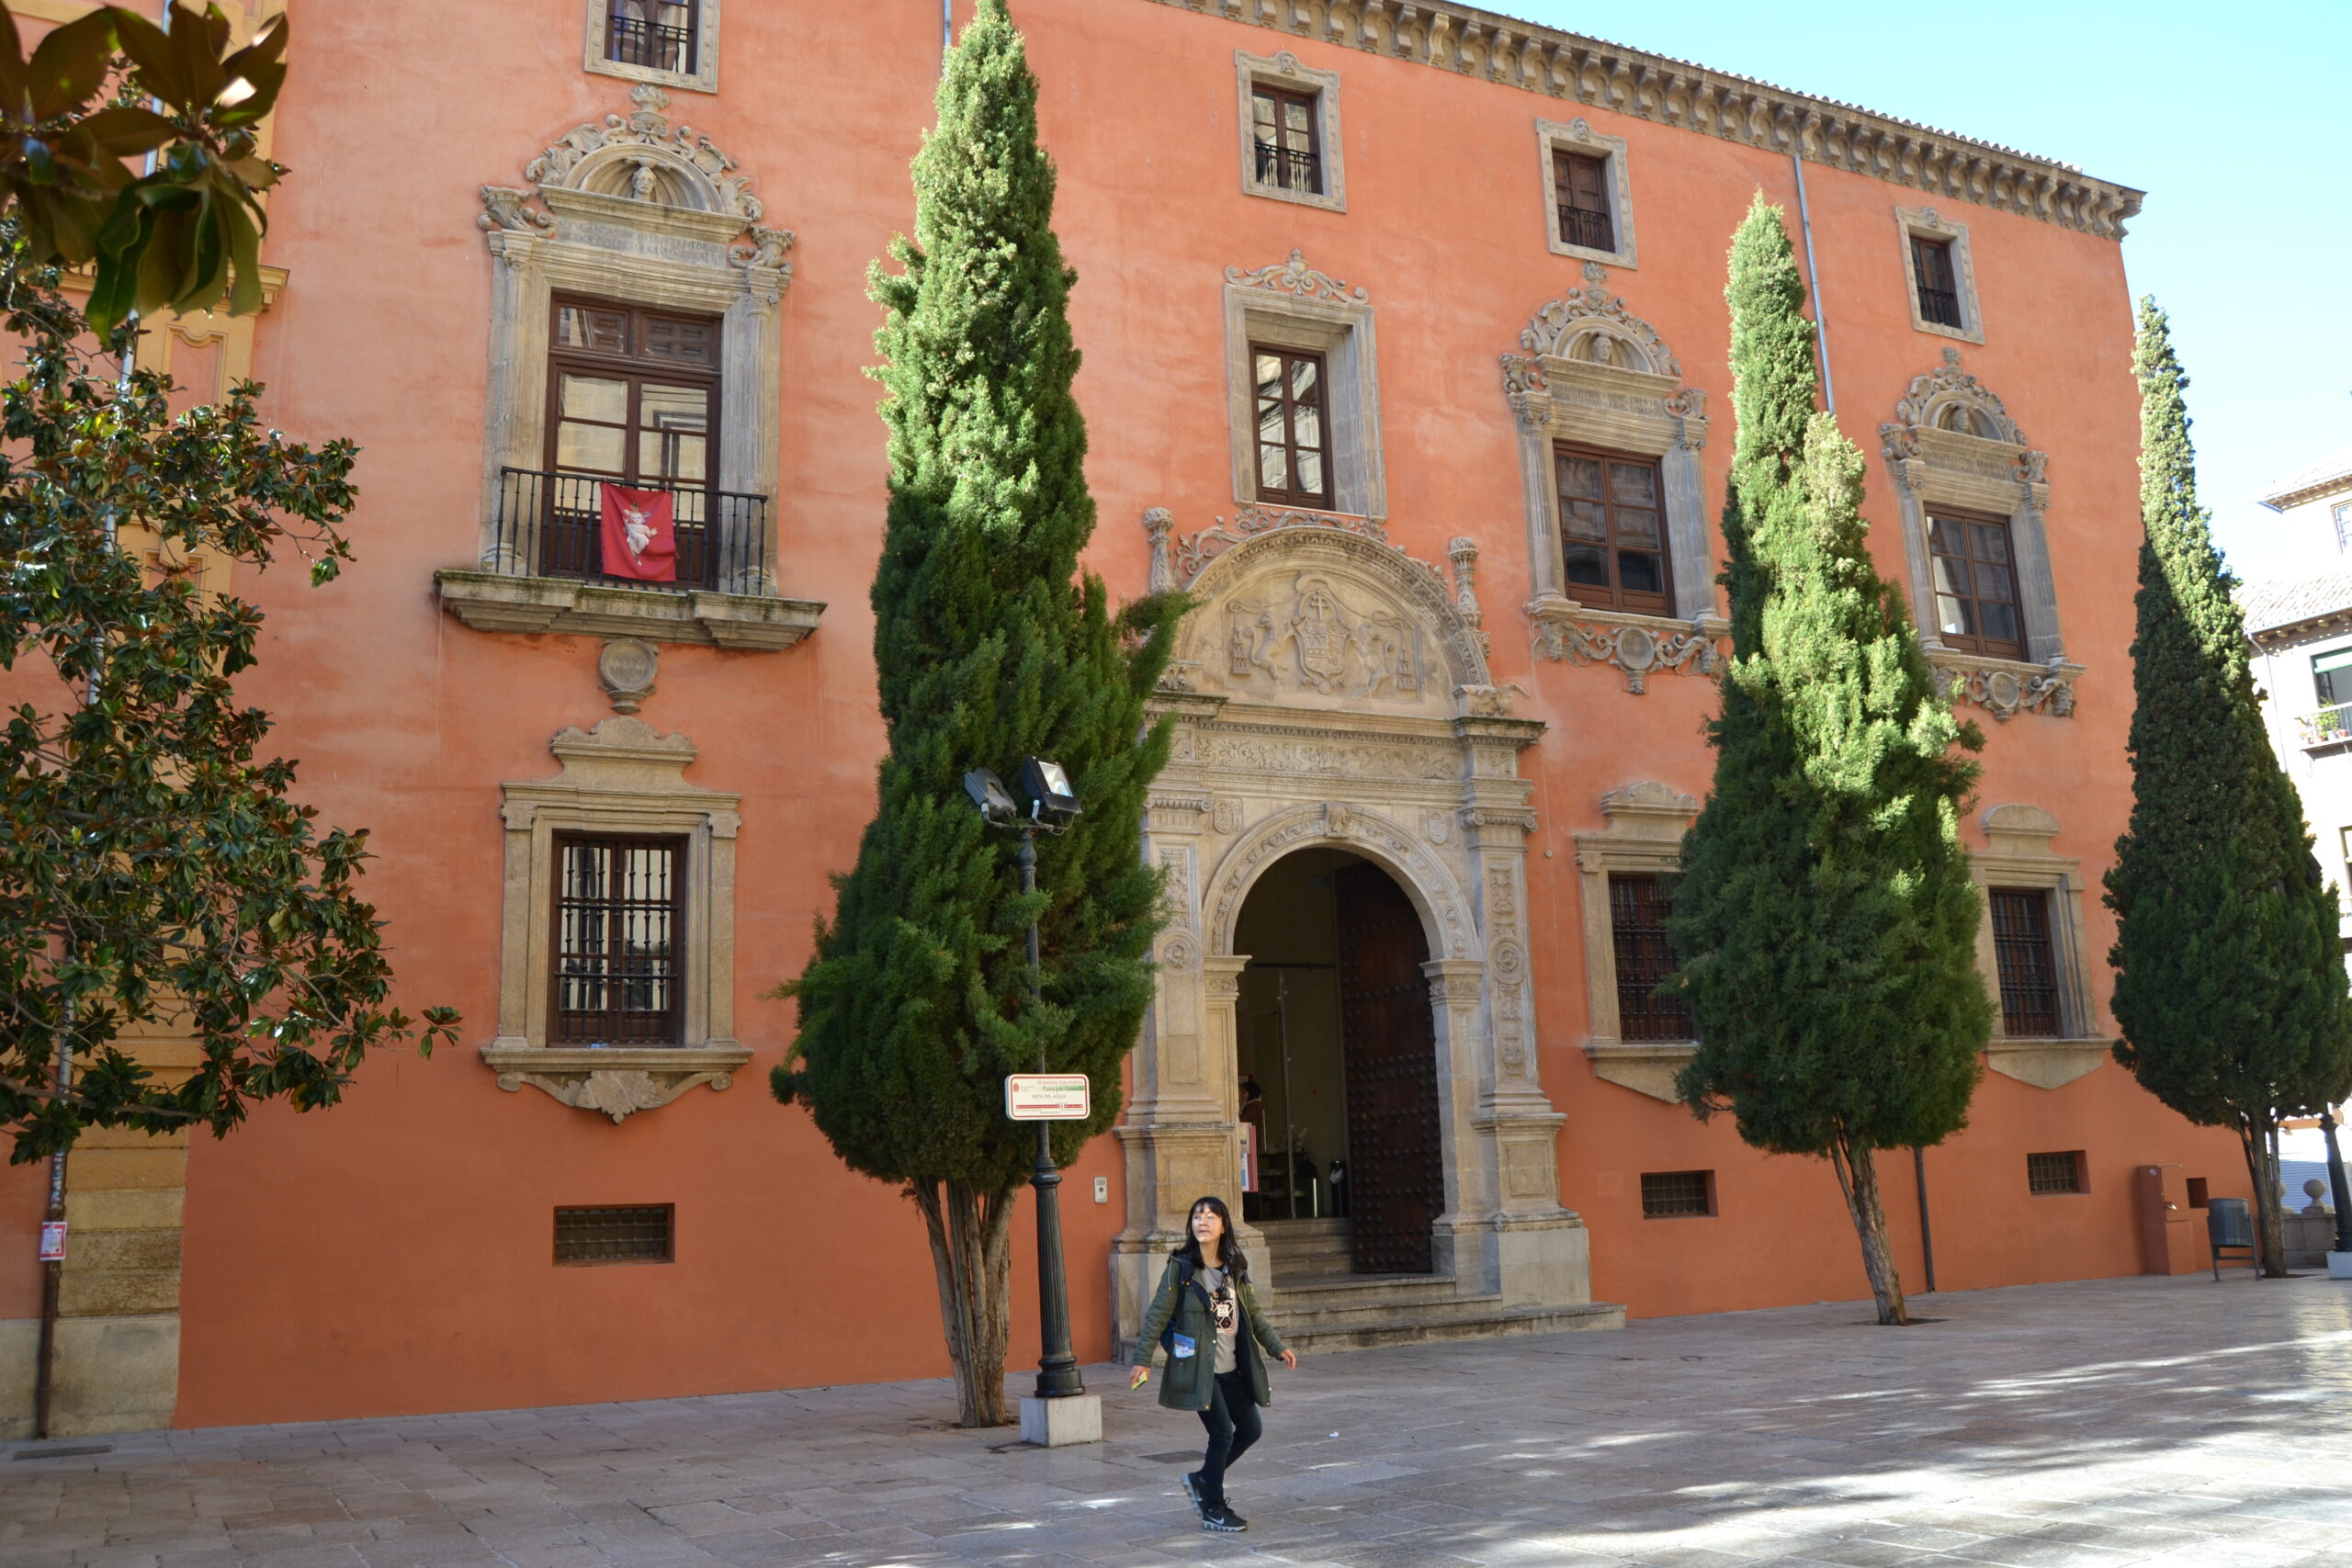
[605,0,696,73]
[2313,648,2352,708]
[1556,446,1671,616]
[585,0,718,93]
[1252,86,1323,197]
[1554,150,1615,254]
[1928,510,2024,659]
[1895,208,1982,344]
[1988,886,2060,1038]
[2335,500,2352,552]
[1252,344,1331,508]
[1911,236,1962,330]
[1235,51,1344,213]
[549,299,718,486]
[1609,873,1691,1043]
[553,835,685,1046]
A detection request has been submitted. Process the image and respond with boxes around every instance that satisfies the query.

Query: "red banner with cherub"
[598,484,677,582]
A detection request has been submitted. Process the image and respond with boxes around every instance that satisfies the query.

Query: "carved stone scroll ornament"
[1520,282,1681,376]
[1933,656,2079,721]
[485,1046,752,1124]
[1160,503,1389,586]
[1532,612,1723,694]
[1223,248,1368,305]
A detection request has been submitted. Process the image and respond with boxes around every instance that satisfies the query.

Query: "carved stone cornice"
[1138,1,2140,239]
[1528,597,1726,694]
[482,1045,752,1123]
[1224,247,1366,304]
[1930,650,2081,721]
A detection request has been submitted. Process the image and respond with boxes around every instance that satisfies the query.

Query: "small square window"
[555,1204,674,1264]
[1235,52,1344,213]
[1912,236,1963,330]
[1928,510,2026,659]
[2027,1150,2086,1195]
[1556,446,1672,616]
[1640,1170,1714,1217]
[1988,887,2060,1037]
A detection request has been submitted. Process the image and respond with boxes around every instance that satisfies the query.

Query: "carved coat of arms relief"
[1221,572,1424,702]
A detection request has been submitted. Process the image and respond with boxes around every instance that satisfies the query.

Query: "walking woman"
[1129,1196,1297,1533]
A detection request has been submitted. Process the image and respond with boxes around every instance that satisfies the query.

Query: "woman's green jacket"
[1133,1254,1286,1412]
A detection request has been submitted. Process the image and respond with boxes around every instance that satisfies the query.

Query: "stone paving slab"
[5,1273,2351,1567]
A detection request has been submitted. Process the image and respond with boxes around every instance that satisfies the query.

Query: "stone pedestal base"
[1020,1393,1102,1448]
[2328,1251,2352,1280]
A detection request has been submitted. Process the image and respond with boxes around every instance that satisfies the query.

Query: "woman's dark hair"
[1173,1194,1249,1279]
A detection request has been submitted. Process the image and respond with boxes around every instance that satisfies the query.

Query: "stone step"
[1273,1300,1626,1353]
[1265,1271,1467,1314]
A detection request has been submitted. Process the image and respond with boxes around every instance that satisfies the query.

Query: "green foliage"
[2106,300,2352,1265]
[1668,197,1987,1320]
[0,4,285,329]
[0,251,458,1164]
[775,0,1177,1190]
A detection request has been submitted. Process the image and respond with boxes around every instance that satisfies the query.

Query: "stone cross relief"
[1223,573,1424,700]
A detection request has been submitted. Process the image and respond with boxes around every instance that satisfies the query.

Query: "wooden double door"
[1332,862,1447,1275]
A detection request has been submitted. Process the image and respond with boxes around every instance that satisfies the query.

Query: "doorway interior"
[1234,847,1446,1278]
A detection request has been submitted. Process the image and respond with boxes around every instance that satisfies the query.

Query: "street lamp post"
[964,761,1086,1408]
[2320,1109,2352,1264]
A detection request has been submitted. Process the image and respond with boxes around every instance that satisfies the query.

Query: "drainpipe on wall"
[1789,152,1837,419]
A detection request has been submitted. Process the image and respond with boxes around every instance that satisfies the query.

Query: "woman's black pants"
[1196,1370,1262,1506]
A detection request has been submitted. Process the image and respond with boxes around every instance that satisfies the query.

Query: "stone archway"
[1113,510,1602,1351]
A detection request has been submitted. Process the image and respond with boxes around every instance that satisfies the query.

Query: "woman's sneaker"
[1180,1472,1205,1515]
[1201,1505,1248,1533]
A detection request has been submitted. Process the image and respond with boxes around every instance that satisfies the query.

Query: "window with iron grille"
[1555,446,1672,615]
[1610,874,1692,1042]
[1927,510,2026,659]
[1250,85,1323,197]
[1640,1170,1713,1217]
[552,836,685,1046]
[1553,149,1615,254]
[1988,887,2061,1037]
[555,1204,674,1264]
[1911,235,1963,330]
[605,0,696,73]
[2026,1150,2086,1195]
[1252,344,1332,507]
[2335,501,2352,553]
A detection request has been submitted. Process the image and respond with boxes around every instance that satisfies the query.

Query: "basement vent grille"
[555,1204,674,1264]
[2026,1151,2086,1195]
[1639,1170,1713,1218]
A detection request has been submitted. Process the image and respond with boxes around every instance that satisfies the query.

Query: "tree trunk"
[910,1178,1020,1426]
[2239,1116,2290,1279]
[1827,1128,1911,1325]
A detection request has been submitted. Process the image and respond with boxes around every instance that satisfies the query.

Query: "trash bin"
[2206,1197,2256,1279]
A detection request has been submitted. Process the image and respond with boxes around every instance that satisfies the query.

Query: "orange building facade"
[1,0,2250,1439]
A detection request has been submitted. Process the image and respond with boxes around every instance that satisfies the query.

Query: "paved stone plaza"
[6,1272,2349,1568]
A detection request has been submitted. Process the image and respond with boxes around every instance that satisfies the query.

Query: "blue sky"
[1504,0,2348,584]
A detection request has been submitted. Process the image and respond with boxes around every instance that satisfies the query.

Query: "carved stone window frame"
[1895,206,1983,345]
[448,86,820,649]
[1881,348,2081,720]
[482,718,750,1122]
[1224,252,1386,520]
[1573,783,1698,1102]
[1536,118,1636,269]
[1502,283,1722,691]
[1971,805,2107,1089]
[1235,51,1345,214]
[584,0,720,96]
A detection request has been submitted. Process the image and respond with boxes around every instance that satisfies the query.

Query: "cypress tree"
[2106,300,2352,1276]
[772,0,1177,1427]
[1669,197,1990,1325]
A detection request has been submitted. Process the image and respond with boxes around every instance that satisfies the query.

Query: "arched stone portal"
[1113,510,1606,1351]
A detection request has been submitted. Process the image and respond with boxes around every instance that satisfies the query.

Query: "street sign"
[1006,1074,1091,1121]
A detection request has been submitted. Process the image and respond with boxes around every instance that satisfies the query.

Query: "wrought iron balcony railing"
[1917,283,1964,330]
[606,3,695,73]
[489,468,771,597]
[1252,141,1323,196]
[1556,204,1614,253]
[2297,703,2352,749]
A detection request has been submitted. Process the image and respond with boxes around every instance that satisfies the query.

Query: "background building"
[3,0,2247,1439]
